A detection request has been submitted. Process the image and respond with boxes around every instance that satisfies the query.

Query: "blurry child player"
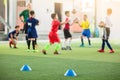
[26,10,39,52]
[19,3,31,47]
[62,11,72,50]
[42,13,66,55]
[98,8,114,53]
[8,25,20,48]
[80,14,91,47]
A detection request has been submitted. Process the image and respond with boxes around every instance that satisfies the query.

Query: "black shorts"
[63,29,72,39]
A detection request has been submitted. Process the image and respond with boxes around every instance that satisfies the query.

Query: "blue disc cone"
[20,64,32,71]
[64,69,77,77]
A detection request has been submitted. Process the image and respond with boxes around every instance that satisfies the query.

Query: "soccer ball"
[99,21,105,28]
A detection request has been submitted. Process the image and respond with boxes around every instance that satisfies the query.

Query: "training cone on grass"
[20,64,32,71]
[64,69,77,77]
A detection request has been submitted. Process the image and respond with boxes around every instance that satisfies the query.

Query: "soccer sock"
[81,37,84,45]
[55,43,61,51]
[25,36,28,46]
[44,44,51,50]
[28,40,31,49]
[32,40,35,50]
[68,38,71,47]
[88,38,91,45]
[64,40,67,47]
[62,40,66,48]
[35,38,37,45]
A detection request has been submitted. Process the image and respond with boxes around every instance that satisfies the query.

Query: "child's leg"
[9,39,12,48]
[44,43,51,50]
[13,41,17,48]
[105,40,113,50]
[80,36,84,46]
[25,35,28,46]
[11,39,17,48]
[28,39,31,49]
[55,43,61,51]
[87,38,91,46]
[68,38,72,47]
[64,39,67,47]
[34,38,38,49]
[32,40,36,50]
[35,38,37,45]
[62,39,67,50]
[98,39,105,52]
[101,39,105,50]
[42,43,52,55]
[66,38,72,50]
[63,29,68,49]
[54,43,61,54]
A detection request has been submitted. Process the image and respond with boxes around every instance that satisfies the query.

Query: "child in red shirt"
[42,13,66,55]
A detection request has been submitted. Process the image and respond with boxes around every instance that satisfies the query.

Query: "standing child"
[26,10,39,52]
[42,13,66,55]
[8,25,20,48]
[80,14,91,47]
[98,8,114,53]
[62,11,72,50]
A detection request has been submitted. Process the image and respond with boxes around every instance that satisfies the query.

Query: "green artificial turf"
[0,41,120,80]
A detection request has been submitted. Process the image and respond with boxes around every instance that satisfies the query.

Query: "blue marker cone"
[20,64,32,71]
[64,69,77,77]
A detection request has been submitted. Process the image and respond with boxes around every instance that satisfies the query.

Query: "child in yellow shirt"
[80,14,91,47]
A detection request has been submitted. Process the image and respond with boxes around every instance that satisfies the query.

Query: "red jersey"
[51,20,60,32]
[64,17,70,30]
[49,19,60,44]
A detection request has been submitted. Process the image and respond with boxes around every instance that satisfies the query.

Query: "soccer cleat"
[27,49,31,52]
[54,51,59,55]
[61,47,67,50]
[42,50,47,55]
[89,45,92,48]
[98,49,104,53]
[9,44,12,48]
[80,44,84,47]
[67,46,72,50]
[109,50,114,53]
[13,47,18,49]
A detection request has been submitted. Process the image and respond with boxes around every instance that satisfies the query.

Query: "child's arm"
[60,21,66,25]
[36,19,40,25]
[79,22,82,27]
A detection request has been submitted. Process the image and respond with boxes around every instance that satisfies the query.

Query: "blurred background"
[0,0,120,41]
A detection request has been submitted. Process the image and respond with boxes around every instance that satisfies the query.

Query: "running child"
[42,13,66,55]
[62,11,72,50]
[8,25,20,48]
[98,8,114,53]
[26,10,39,52]
[80,14,91,47]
